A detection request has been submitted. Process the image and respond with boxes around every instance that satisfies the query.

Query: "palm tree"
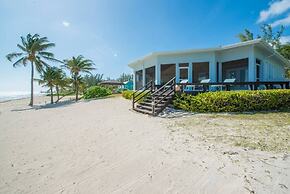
[36,66,59,104]
[6,34,58,106]
[237,29,254,42]
[53,68,68,102]
[63,55,95,101]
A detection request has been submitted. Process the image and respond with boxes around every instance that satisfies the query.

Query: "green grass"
[173,112,290,152]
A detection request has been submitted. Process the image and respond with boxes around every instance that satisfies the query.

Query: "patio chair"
[211,78,236,91]
[184,79,211,92]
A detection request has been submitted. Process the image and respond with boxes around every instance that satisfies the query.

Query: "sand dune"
[0,96,289,193]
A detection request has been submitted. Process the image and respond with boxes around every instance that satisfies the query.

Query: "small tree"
[83,73,104,87]
[237,29,254,42]
[36,66,59,104]
[117,73,133,82]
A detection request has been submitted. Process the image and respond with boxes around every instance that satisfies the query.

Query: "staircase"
[132,77,176,116]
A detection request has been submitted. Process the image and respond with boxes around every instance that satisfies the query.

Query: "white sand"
[0,96,289,193]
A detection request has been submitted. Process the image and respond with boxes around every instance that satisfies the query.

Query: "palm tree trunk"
[50,86,53,104]
[76,82,78,101]
[56,86,60,103]
[74,75,78,101]
[29,61,34,106]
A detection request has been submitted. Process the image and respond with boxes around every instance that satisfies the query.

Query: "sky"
[0,0,290,93]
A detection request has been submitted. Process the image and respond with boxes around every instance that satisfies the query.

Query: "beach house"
[128,39,289,90]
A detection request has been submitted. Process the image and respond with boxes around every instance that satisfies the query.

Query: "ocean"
[0,92,42,102]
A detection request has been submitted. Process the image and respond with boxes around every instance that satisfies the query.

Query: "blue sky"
[0,0,290,92]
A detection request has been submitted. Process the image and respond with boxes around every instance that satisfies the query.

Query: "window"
[256,59,261,81]
[192,62,209,82]
[179,63,189,81]
[161,64,176,84]
[145,66,155,84]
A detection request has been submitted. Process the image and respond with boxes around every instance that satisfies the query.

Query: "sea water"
[0,91,42,102]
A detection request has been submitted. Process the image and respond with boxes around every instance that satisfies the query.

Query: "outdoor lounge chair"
[184,79,211,92]
[212,78,236,91]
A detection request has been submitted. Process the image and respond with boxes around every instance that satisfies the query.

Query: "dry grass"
[175,112,290,152]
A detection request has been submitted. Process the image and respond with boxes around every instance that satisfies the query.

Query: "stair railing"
[152,77,176,115]
[132,80,154,109]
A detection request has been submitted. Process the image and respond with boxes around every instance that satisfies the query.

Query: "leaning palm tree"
[63,55,95,101]
[35,66,59,104]
[6,34,58,106]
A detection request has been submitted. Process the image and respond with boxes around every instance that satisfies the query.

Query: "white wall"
[254,47,286,81]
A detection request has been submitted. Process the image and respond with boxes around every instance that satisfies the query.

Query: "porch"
[134,58,267,90]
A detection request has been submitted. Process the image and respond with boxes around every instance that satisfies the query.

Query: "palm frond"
[12,57,25,67]
[6,52,24,61]
[17,44,27,52]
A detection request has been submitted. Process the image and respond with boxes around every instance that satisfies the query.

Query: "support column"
[142,65,146,86]
[248,45,255,81]
[133,71,136,90]
[155,64,161,85]
[188,62,193,83]
[209,60,217,82]
[209,54,217,82]
[219,62,222,82]
[175,63,180,83]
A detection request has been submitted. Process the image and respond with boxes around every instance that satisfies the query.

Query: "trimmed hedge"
[173,89,290,112]
[83,86,112,99]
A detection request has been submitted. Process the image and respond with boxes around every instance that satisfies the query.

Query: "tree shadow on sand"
[11,100,75,112]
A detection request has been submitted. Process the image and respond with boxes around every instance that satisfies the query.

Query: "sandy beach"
[0,96,289,194]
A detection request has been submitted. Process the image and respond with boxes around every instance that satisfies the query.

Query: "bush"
[122,90,134,99]
[173,89,290,113]
[122,90,149,101]
[83,86,112,99]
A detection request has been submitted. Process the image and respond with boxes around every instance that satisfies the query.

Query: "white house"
[128,39,289,90]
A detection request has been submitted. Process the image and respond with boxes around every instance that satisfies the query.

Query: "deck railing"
[176,81,290,92]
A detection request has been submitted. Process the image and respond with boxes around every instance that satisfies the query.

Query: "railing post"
[152,96,155,115]
[132,93,135,109]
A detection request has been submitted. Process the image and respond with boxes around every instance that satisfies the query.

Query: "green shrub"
[122,90,149,101]
[83,86,112,99]
[173,89,290,113]
[122,90,134,99]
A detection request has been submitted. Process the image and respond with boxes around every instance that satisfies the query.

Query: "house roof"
[128,39,290,68]
[99,80,123,85]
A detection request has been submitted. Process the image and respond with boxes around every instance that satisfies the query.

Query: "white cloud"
[258,0,290,23]
[62,20,70,27]
[280,35,290,44]
[271,13,290,26]
[113,53,118,57]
